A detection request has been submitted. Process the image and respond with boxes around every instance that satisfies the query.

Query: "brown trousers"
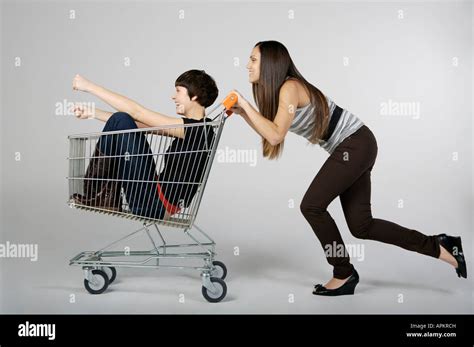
[300,125,441,279]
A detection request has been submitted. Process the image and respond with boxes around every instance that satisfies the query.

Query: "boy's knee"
[110,112,134,123]
[105,112,136,130]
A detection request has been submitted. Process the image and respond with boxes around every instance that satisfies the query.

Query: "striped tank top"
[288,95,364,154]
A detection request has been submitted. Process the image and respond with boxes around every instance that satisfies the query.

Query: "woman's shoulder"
[283,77,300,87]
[280,78,300,94]
[281,77,311,107]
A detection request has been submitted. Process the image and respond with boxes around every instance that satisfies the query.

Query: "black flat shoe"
[313,269,359,296]
[437,234,467,279]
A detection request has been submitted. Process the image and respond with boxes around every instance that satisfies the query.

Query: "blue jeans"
[97,112,166,220]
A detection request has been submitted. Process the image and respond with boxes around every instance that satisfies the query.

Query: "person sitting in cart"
[70,69,218,220]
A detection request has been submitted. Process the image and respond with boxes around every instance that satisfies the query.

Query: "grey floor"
[1,206,472,314]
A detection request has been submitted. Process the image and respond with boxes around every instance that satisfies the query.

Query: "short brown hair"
[175,69,219,108]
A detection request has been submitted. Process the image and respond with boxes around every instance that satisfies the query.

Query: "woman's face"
[246,46,261,84]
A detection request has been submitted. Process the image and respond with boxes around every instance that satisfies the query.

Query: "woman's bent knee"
[300,199,327,217]
[347,219,373,239]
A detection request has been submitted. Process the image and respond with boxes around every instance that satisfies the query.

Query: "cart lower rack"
[67,92,237,302]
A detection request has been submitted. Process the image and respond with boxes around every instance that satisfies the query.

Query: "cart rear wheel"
[102,266,117,284]
[84,269,109,294]
[211,261,227,280]
[202,277,227,303]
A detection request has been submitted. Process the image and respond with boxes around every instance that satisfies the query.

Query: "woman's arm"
[233,81,299,145]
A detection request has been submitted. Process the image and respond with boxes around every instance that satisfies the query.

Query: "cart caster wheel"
[211,261,227,280]
[84,269,109,294]
[102,266,117,284]
[202,277,227,303]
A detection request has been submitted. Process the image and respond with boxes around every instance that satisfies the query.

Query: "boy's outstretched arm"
[72,74,181,129]
[73,104,148,128]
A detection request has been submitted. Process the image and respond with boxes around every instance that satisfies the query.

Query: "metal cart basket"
[67,92,237,302]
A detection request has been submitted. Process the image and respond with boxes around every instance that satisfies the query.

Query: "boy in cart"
[70,70,218,220]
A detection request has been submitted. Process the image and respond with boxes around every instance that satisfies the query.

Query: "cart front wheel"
[102,266,117,284]
[202,277,227,303]
[211,261,227,280]
[84,269,109,294]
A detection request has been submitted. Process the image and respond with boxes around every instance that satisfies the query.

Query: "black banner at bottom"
[0,314,472,346]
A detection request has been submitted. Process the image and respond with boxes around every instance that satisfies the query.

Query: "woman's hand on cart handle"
[228,90,250,116]
[229,105,247,117]
[72,74,93,92]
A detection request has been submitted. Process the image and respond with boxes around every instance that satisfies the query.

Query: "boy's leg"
[98,112,166,219]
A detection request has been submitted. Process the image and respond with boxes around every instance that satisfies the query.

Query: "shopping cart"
[67,92,237,303]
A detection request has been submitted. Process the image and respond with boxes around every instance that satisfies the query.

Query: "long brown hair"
[252,40,330,159]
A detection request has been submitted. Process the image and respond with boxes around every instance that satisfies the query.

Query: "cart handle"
[222,92,238,116]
